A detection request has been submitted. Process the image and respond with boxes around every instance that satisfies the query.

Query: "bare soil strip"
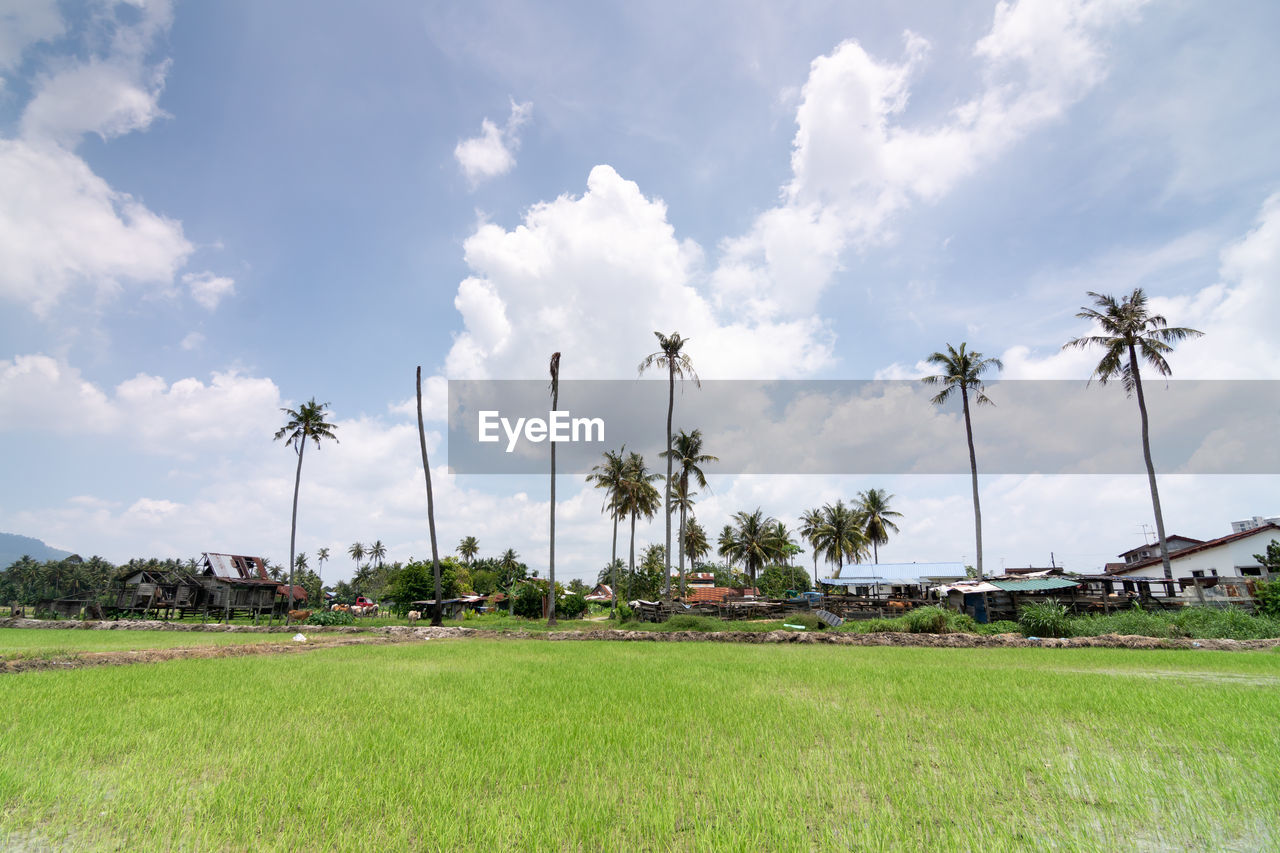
[2,619,1277,674]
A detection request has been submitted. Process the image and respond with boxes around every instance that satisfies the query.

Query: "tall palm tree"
[722,509,782,584]
[295,553,308,572]
[1064,288,1203,580]
[660,429,717,598]
[800,508,824,581]
[369,540,387,568]
[638,332,699,598]
[772,521,800,566]
[316,547,329,594]
[620,451,662,592]
[457,536,479,565]
[348,542,364,577]
[416,366,444,626]
[684,517,710,567]
[856,488,902,564]
[814,500,868,577]
[274,398,338,614]
[717,525,737,572]
[548,351,561,626]
[498,548,521,615]
[922,343,1002,580]
[586,447,629,618]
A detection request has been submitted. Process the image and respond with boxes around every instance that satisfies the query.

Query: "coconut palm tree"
[348,542,364,577]
[660,429,717,598]
[922,343,1002,580]
[368,540,387,568]
[717,525,737,572]
[620,451,662,591]
[274,398,338,614]
[457,536,479,565]
[316,547,330,592]
[415,366,445,625]
[813,500,868,577]
[800,508,824,580]
[547,352,562,625]
[1063,288,1203,580]
[684,517,710,568]
[722,509,782,584]
[638,332,699,598]
[586,447,629,618]
[772,521,801,566]
[856,488,902,564]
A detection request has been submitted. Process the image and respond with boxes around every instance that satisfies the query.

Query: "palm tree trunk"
[663,361,674,599]
[287,439,305,617]
[629,510,638,600]
[548,377,558,626]
[872,539,878,564]
[1129,346,1172,580]
[417,367,444,627]
[678,500,687,599]
[610,513,619,618]
[961,386,984,580]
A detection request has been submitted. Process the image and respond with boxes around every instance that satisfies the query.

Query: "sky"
[1,0,1278,585]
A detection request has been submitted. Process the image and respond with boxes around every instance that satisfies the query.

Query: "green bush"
[857,618,901,633]
[1019,599,1072,638]
[556,592,588,620]
[978,620,1021,635]
[1253,578,1280,618]
[307,609,355,626]
[615,602,634,623]
[902,606,955,634]
[781,612,826,631]
[663,614,721,632]
[512,583,546,619]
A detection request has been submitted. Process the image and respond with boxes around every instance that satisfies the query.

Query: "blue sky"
[2,0,1278,582]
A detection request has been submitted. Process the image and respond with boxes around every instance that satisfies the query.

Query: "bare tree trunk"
[663,361,674,598]
[610,513,619,618]
[678,496,687,599]
[1130,346,1172,580]
[629,511,637,601]
[417,367,443,626]
[548,358,559,626]
[962,386,984,580]
[287,439,305,618]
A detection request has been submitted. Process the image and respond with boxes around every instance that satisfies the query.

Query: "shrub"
[781,612,826,631]
[1019,599,1072,638]
[902,606,954,634]
[307,610,355,626]
[615,602,634,623]
[512,583,546,619]
[556,592,588,620]
[1253,578,1280,618]
[664,614,719,632]
[980,620,1021,635]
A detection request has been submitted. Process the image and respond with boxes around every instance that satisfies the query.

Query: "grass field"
[2,640,1277,851]
[0,627,380,662]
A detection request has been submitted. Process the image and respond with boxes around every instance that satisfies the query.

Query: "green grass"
[1,641,1277,851]
[0,628,373,660]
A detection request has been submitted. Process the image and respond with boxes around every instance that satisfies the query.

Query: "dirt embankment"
[2,620,1277,674]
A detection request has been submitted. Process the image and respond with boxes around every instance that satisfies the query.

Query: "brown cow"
[288,609,312,623]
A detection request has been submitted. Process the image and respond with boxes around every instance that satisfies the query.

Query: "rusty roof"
[203,552,269,580]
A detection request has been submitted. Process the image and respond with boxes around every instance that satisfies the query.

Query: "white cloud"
[444,164,834,380]
[713,0,1148,317]
[0,0,63,74]
[180,331,205,351]
[454,98,533,185]
[183,271,236,310]
[21,57,171,144]
[389,374,448,422]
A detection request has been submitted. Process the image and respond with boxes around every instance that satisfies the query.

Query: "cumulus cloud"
[454,99,533,185]
[444,165,834,380]
[0,0,196,316]
[712,0,1148,317]
[183,271,236,310]
[180,331,205,351]
[0,0,63,75]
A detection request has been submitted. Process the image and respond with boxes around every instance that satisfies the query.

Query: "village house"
[1106,524,1279,606]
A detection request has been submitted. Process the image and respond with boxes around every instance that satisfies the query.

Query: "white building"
[1231,515,1280,534]
[1108,524,1279,583]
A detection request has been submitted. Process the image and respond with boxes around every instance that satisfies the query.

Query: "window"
[1191,570,1205,578]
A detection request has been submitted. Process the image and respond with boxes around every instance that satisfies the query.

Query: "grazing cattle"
[333,604,351,613]
[288,609,312,622]
[352,604,380,617]
[407,610,421,624]
[885,601,908,611]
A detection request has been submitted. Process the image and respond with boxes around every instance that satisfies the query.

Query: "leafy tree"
[471,568,498,596]
[683,517,710,567]
[721,509,783,584]
[1064,289,1203,580]
[923,343,1001,579]
[586,447,629,618]
[348,542,364,576]
[388,559,464,610]
[757,564,813,598]
[369,540,387,568]
[639,332,699,597]
[274,398,339,613]
[496,548,527,590]
[1254,539,1280,574]
[856,488,902,564]
[660,429,717,597]
[557,591,588,620]
[457,536,479,565]
[800,508,824,580]
[620,452,662,592]
[512,581,546,619]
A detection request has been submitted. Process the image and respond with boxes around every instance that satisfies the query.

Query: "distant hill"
[0,533,75,568]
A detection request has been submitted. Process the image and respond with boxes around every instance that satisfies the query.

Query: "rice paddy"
[1,639,1277,851]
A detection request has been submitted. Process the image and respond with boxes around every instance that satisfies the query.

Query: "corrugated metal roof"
[989,577,1079,592]
[824,562,967,583]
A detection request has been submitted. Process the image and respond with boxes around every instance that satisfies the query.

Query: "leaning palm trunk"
[663,361,674,598]
[629,510,638,600]
[1130,346,1172,579]
[417,367,443,626]
[287,439,305,617]
[678,501,687,598]
[961,386,984,580]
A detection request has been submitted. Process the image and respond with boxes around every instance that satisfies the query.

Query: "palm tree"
[586,447,628,618]
[620,451,662,592]
[274,398,338,614]
[498,548,521,614]
[416,366,445,625]
[348,542,364,577]
[813,500,868,577]
[1064,288,1203,579]
[922,343,1002,580]
[684,517,710,568]
[800,508,824,581]
[295,553,308,572]
[638,332,699,598]
[368,540,387,568]
[856,489,902,564]
[548,352,561,625]
[772,521,801,566]
[457,536,479,565]
[722,509,782,584]
[717,525,737,572]
[316,547,330,593]
[660,429,717,598]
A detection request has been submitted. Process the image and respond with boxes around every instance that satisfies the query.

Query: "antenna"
[1137,523,1154,544]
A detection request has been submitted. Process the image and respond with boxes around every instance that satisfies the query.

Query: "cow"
[407,610,421,625]
[333,604,351,613]
[288,609,312,623]
[885,601,908,612]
